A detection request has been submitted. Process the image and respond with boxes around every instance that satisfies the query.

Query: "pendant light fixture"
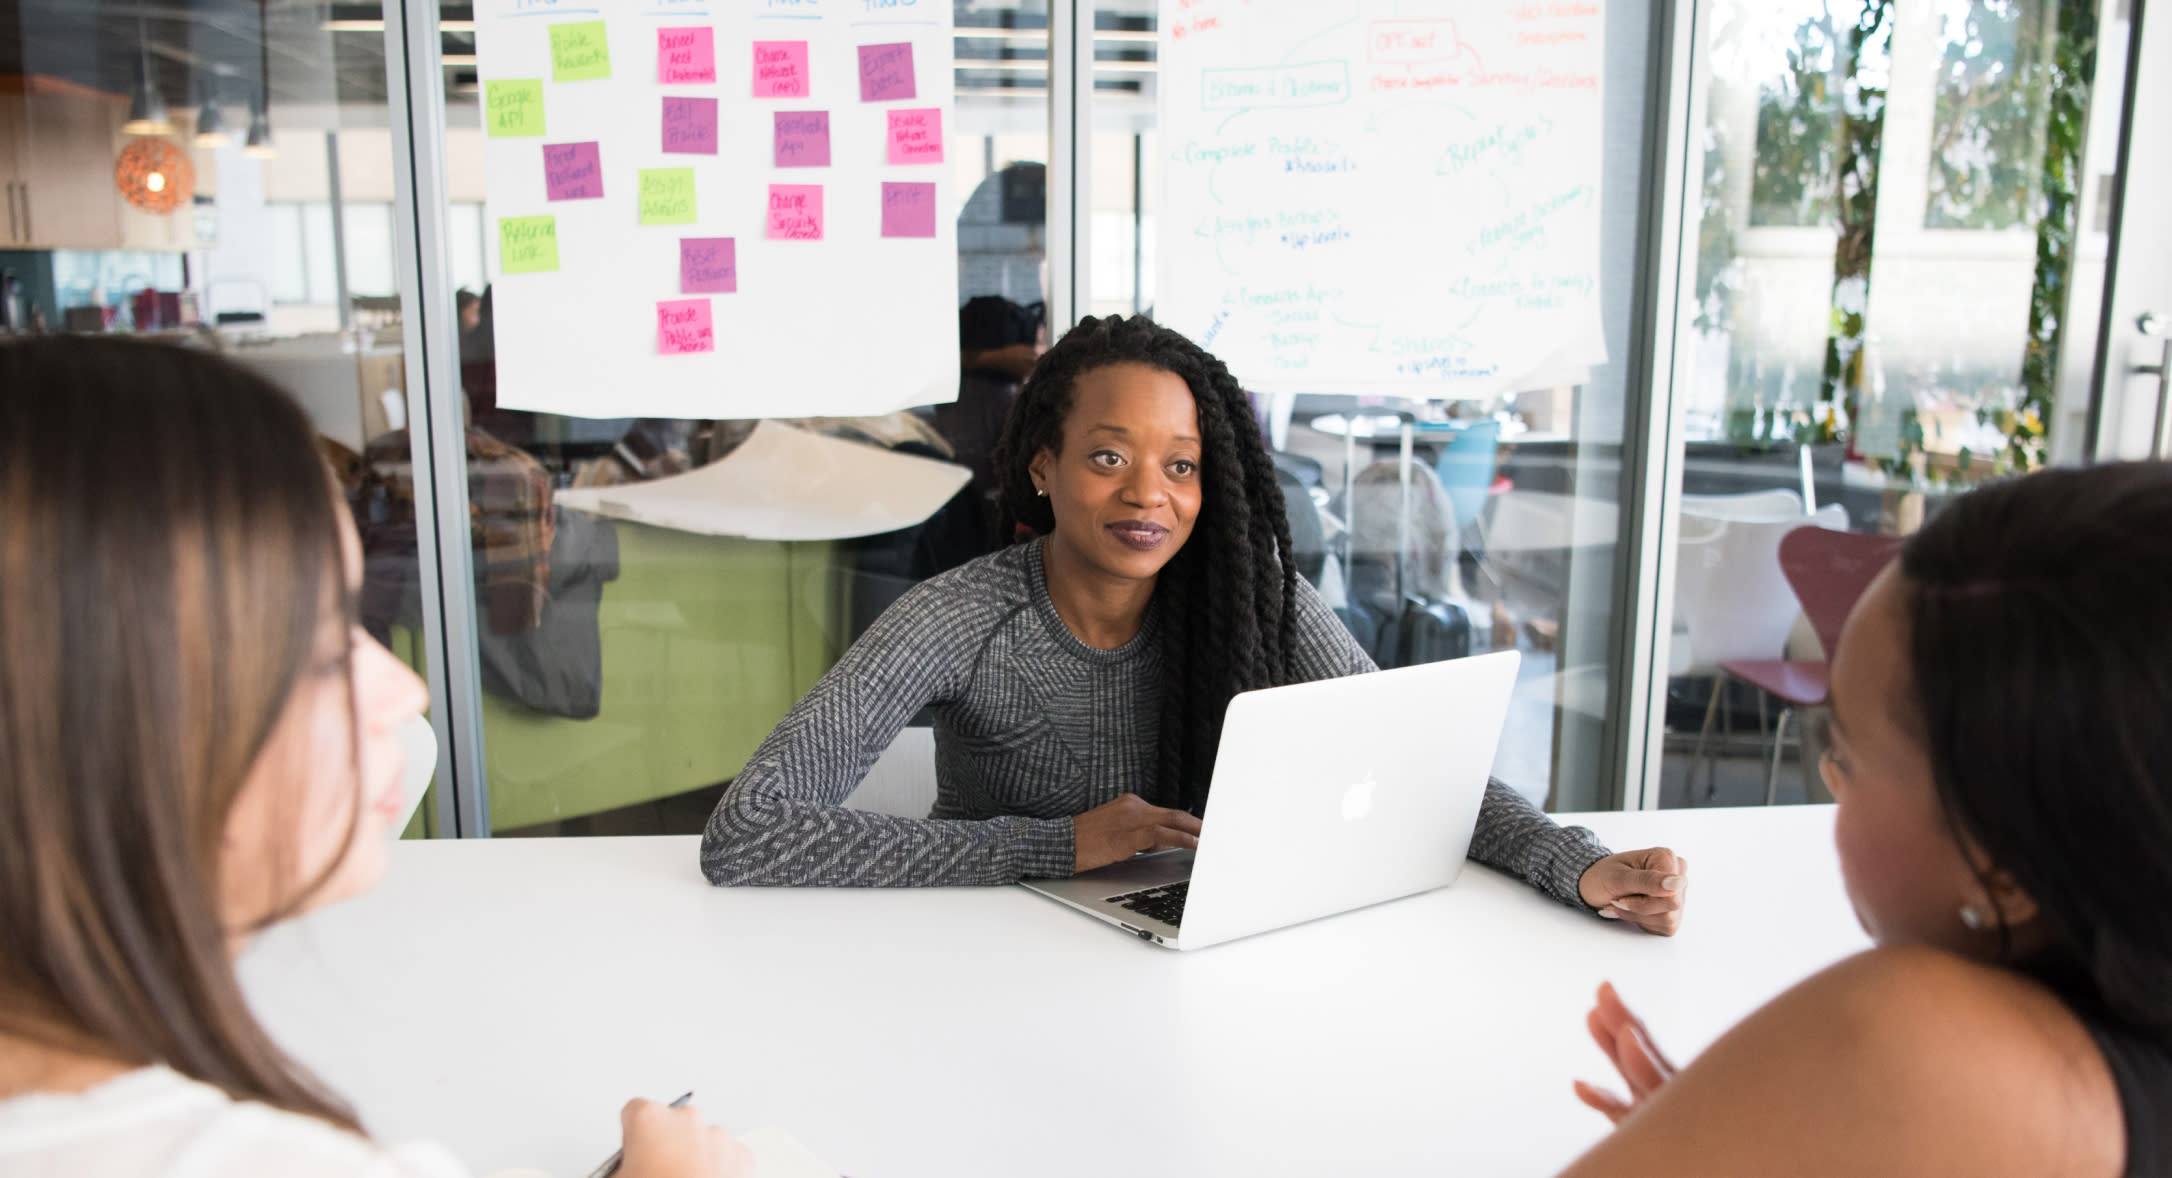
[244,0,278,159]
[122,20,172,136]
[194,79,231,148]
[116,137,195,212]
[243,94,275,158]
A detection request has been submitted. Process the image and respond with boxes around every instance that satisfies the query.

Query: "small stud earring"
[1959,904,1988,931]
[1037,488,1048,497]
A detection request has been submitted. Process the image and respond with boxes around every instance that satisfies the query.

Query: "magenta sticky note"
[542,141,604,201]
[772,111,831,168]
[658,27,715,84]
[857,42,915,102]
[657,298,714,355]
[680,237,737,294]
[885,107,943,165]
[662,96,718,155]
[752,41,810,98]
[766,184,824,241]
[881,181,937,238]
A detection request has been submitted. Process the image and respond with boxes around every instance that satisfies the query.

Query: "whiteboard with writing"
[1156,0,1607,397]
[474,0,956,420]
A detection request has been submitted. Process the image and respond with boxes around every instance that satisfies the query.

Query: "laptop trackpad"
[1071,848,1195,897]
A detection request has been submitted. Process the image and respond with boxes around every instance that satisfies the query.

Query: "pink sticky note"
[772,110,831,168]
[542,141,604,201]
[766,184,824,241]
[857,42,915,102]
[658,27,715,84]
[680,237,737,294]
[752,41,810,98]
[885,107,943,165]
[881,181,937,238]
[662,96,718,155]
[657,298,714,355]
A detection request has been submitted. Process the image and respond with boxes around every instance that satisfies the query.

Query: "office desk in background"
[241,807,1867,1178]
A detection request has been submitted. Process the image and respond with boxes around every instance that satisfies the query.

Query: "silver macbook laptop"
[1023,649,1522,950]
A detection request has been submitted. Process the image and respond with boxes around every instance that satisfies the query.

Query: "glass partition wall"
[410,0,1680,833]
[1645,0,2133,807]
[1086,0,1671,812]
[19,0,2135,832]
[418,1,1055,835]
[0,0,437,828]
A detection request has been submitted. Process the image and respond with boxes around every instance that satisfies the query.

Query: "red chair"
[1715,527,1904,804]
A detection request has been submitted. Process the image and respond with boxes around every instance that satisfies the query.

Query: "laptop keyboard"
[1109,881,1189,929]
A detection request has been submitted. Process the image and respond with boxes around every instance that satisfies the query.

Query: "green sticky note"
[485,79,545,138]
[500,216,560,274]
[551,21,612,82]
[639,168,697,226]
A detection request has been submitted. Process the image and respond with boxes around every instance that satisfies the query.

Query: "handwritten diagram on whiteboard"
[473,0,957,420]
[1156,0,1607,397]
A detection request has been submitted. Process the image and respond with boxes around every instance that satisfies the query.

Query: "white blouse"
[0,1065,470,1178]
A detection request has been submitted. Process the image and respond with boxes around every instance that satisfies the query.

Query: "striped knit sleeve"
[700,576,1074,888]
[1284,576,1609,909]
[1468,782,1609,910]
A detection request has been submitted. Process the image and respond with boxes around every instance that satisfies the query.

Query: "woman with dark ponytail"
[703,316,1685,933]
[1560,462,2172,1177]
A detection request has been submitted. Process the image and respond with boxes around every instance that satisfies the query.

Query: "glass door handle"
[2138,313,2171,460]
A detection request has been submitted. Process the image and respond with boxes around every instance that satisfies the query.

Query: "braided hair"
[992,315,1298,813]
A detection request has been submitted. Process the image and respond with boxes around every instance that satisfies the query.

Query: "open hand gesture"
[1571,982,1678,1124]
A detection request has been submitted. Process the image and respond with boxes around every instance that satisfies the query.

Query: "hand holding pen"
[589,1092,754,1178]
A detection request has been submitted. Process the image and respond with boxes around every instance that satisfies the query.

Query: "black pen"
[585,1091,695,1178]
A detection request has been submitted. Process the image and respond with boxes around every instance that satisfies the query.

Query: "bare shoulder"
[1561,945,2124,1178]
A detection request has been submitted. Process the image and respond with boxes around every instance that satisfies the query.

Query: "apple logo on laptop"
[1340,775,1377,821]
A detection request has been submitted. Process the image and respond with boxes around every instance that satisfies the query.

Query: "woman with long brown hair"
[0,336,745,1178]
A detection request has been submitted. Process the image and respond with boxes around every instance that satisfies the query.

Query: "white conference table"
[241,806,1868,1178]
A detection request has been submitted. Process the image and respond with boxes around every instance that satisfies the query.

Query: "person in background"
[1562,463,2172,1177]
[0,336,746,1178]
[931,295,1046,548]
[456,288,482,338]
[702,315,1688,938]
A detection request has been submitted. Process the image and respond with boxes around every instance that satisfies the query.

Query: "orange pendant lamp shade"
[115,138,196,213]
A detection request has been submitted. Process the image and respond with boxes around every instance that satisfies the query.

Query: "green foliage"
[1926,0,2055,230]
[1821,0,1892,450]
[1751,14,1844,228]
[1703,0,2095,478]
[1692,102,1741,333]
[2011,0,2096,472]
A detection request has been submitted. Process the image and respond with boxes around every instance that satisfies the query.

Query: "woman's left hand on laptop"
[1578,847,1687,936]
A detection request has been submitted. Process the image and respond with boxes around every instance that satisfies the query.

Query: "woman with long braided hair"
[702,316,1685,935]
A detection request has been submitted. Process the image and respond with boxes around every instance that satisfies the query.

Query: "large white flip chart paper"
[473,0,957,420]
[1156,0,1607,397]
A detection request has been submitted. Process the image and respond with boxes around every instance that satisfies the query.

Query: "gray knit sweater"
[700,538,1610,904]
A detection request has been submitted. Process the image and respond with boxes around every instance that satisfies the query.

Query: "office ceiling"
[0,1,1153,110]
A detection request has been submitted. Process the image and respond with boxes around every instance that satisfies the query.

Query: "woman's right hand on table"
[616,1097,753,1178]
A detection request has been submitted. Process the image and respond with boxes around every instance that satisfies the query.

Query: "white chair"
[842,726,938,818]
[1674,503,1848,799]
[1674,503,1843,673]
[1671,490,1803,671]
[1680,488,1803,521]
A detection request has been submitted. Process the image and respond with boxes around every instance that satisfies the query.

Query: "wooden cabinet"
[118,192,198,250]
[0,91,22,246]
[0,84,125,251]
